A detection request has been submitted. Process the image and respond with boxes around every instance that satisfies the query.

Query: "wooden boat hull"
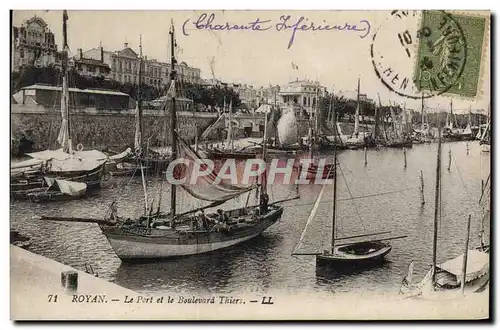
[443,133,475,142]
[100,205,284,260]
[10,164,105,196]
[298,164,335,180]
[316,242,392,266]
[11,179,100,201]
[206,150,258,160]
[385,141,413,148]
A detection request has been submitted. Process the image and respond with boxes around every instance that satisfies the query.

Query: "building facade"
[257,85,280,105]
[11,16,58,72]
[73,48,111,78]
[279,79,326,117]
[81,43,202,87]
[232,84,258,109]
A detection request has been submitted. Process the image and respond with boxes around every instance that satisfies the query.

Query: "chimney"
[78,48,83,59]
[100,46,104,63]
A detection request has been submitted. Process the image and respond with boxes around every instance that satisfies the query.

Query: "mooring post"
[364,147,367,166]
[403,148,407,168]
[448,147,452,171]
[61,270,78,291]
[461,215,471,295]
[420,169,425,205]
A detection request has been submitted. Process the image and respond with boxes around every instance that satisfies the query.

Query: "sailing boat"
[383,102,413,148]
[11,10,130,197]
[479,104,490,153]
[292,144,407,267]
[203,97,260,160]
[400,121,489,297]
[40,22,292,260]
[442,99,472,141]
[110,35,170,176]
[413,94,433,143]
[299,94,337,180]
[232,101,300,157]
[345,78,366,149]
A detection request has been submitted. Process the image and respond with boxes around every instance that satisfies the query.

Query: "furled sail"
[134,101,142,151]
[400,264,434,297]
[276,108,298,146]
[437,250,489,285]
[170,136,256,202]
[353,102,360,137]
[44,177,87,196]
[56,74,70,151]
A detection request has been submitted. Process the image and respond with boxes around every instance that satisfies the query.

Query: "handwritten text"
[182,13,371,49]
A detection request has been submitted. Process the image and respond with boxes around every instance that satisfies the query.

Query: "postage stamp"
[414,11,487,98]
[371,10,488,99]
[10,9,491,321]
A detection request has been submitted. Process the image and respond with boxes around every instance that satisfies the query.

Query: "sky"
[12,10,491,114]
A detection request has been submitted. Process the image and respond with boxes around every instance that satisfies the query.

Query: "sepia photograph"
[9,9,491,320]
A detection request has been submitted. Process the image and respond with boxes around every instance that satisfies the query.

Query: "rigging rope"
[280,188,415,209]
[337,157,411,232]
[338,163,367,232]
[451,147,474,212]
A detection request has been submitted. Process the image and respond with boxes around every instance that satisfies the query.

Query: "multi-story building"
[232,84,258,109]
[279,79,326,117]
[257,85,280,105]
[81,43,202,87]
[73,48,110,78]
[11,16,58,72]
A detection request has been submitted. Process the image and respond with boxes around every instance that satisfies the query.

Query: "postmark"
[370,10,478,99]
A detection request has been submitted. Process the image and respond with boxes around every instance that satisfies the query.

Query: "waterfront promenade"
[11,245,488,320]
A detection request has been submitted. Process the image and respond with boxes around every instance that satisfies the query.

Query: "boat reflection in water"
[315,259,392,285]
[114,233,282,293]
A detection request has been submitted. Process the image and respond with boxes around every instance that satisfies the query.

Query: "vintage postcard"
[10,9,491,320]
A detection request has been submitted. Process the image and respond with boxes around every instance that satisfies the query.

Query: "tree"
[11,66,242,109]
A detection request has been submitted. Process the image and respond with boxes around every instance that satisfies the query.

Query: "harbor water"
[10,141,490,296]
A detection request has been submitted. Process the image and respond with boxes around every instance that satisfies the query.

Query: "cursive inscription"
[182,13,371,49]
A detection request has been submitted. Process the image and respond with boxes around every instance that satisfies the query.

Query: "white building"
[279,79,326,117]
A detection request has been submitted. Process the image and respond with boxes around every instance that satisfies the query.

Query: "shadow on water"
[114,232,283,294]
[315,259,392,286]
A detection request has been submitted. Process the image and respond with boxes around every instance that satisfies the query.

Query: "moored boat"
[292,143,407,268]
[39,22,293,261]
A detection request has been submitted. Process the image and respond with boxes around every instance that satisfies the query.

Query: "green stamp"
[415,10,486,98]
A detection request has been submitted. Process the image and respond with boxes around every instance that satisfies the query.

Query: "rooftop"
[21,84,129,97]
[75,58,110,68]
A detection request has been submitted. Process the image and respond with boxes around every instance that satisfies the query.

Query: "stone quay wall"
[11,104,221,153]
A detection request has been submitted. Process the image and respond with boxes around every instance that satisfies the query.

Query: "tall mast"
[260,110,268,200]
[432,115,442,285]
[450,98,454,129]
[274,90,278,145]
[315,88,319,136]
[229,97,234,150]
[134,34,144,152]
[354,78,360,137]
[331,103,338,253]
[421,93,425,130]
[57,10,71,153]
[169,21,178,216]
